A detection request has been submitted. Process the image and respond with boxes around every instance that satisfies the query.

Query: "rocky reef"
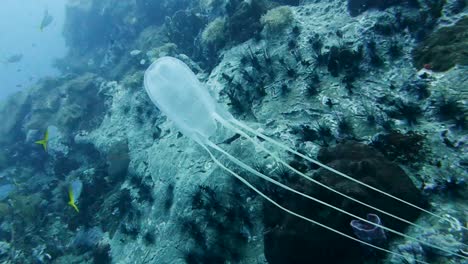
[0,0,466,263]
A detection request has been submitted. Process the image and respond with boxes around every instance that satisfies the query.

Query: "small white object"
[130,50,141,56]
[140,59,146,65]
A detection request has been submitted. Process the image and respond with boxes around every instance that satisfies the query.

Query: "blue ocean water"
[0,0,66,100]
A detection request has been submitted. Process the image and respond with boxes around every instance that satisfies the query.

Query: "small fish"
[39,9,53,32]
[68,187,79,212]
[4,54,23,64]
[68,179,82,213]
[34,128,49,151]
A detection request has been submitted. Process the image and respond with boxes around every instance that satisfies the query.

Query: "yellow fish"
[68,179,82,213]
[35,128,49,151]
[68,186,79,213]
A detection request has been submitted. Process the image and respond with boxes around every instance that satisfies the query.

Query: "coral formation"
[226,0,268,43]
[261,6,294,34]
[347,0,419,17]
[412,17,468,71]
[201,17,227,46]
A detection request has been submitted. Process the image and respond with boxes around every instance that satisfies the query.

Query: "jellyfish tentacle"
[222,116,467,250]
[201,144,430,264]
[226,117,466,231]
[216,114,429,231]
[204,139,466,259]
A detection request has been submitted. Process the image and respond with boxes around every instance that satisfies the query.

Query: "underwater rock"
[64,0,137,51]
[32,244,52,264]
[423,175,467,197]
[260,6,294,35]
[0,203,10,220]
[46,126,70,157]
[226,0,268,43]
[8,193,43,236]
[61,0,143,75]
[326,44,363,77]
[72,227,104,250]
[263,141,425,264]
[371,131,425,164]
[271,0,300,5]
[106,139,130,181]
[165,10,206,57]
[201,17,227,47]
[146,43,178,62]
[0,153,7,171]
[0,184,15,201]
[23,73,106,134]
[347,0,419,17]
[0,90,29,145]
[0,241,10,259]
[392,242,426,263]
[136,0,191,25]
[446,0,467,15]
[92,242,112,264]
[412,17,468,71]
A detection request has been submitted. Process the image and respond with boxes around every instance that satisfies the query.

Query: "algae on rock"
[412,17,468,71]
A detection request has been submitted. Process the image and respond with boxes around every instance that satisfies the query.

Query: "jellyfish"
[143,56,466,262]
[350,213,387,247]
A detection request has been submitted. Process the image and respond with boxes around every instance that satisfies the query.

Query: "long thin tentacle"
[221,115,467,247]
[217,115,430,231]
[227,117,466,231]
[205,139,466,259]
[201,143,430,264]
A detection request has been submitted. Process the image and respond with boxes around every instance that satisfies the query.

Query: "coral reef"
[225,0,269,43]
[371,131,426,164]
[347,0,420,17]
[0,0,466,263]
[165,10,207,57]
[201,17,227,47]
[412,17,468,71]
[261,6,294,35]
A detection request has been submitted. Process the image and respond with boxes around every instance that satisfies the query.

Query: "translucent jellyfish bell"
[144,56,232,144]
[143,57,466,262]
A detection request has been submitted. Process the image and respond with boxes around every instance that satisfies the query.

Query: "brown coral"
[412,17,468,71]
